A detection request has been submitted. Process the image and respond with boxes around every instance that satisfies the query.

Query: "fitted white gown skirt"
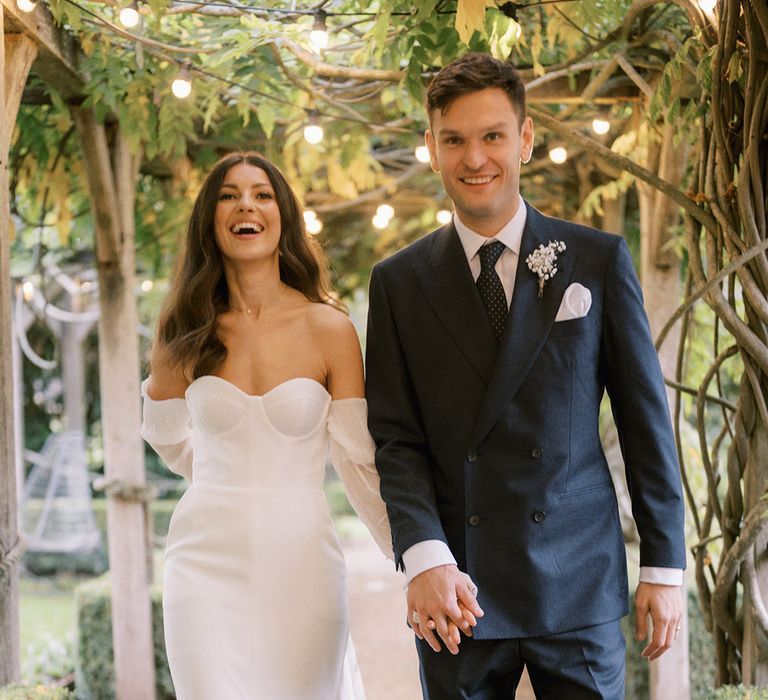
[161,377,364,700]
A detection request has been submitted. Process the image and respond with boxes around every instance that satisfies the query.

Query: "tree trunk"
[638,121,690,700]
[71,109,156,700]
[0,24,37,686]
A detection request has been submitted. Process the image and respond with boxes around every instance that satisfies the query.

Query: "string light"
[22,281,35,302]
[698,0,716,11]
[171,62,193,98]
[303,110,324,145]
[303,209,323,234]
[548,146,568,164]
[119,1,140,28]
[436,209,452,225]
[376,203,395,220]
[17,0,37,11]
[415,146,431,163]
[591,117,610,135]
[309,10,329,52]
[141,280,154,292]
[372,202,395,229]
[372,213,390,229]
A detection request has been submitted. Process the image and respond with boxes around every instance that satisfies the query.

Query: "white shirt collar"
[452,195,527,263]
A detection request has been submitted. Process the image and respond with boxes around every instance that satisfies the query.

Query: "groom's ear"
[424,129,440,174]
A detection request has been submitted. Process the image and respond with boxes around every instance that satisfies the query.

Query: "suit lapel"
[413,224,498,385]
[470,205,579,447]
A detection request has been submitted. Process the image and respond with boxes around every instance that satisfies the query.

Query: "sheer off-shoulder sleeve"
[140,377,193,482]
[327,399,393,559]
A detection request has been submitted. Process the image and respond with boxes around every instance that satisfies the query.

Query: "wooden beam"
[72,107,156,700]
[1,12,37,686]
[0,0,83,100]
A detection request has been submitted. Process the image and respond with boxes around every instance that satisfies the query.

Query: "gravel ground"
[344,534,535,700]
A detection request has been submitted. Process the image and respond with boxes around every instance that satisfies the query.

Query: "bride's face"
[213,163,282,264]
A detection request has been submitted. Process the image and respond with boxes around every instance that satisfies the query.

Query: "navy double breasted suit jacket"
[365,203,686,639]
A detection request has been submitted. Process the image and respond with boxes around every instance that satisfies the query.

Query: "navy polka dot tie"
[476,241,507,341]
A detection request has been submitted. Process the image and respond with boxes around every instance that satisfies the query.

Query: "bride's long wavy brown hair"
[155,152,342,380]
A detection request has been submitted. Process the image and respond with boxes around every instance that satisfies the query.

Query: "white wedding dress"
[140,375,392,700]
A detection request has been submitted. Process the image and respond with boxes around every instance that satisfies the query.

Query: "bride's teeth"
[232,223,263,233]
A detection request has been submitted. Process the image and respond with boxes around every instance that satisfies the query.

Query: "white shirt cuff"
[401,540,456,585]
[639,566,683,586]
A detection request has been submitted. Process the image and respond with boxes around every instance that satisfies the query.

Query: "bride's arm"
[313,305,392,558]
[141,339,193,481]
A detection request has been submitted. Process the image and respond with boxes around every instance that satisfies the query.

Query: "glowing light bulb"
[303,210,318,225]
[376,203,395,220]
[548,146,568,164]
[310,11,329,52]
[306,218,323,235]
[119,4,140,28]
[17,0,36,11]
[303,111,324,144]
[22,281,35,301]
[81,281,94,293]
[592,118,610,135]
[303,124,324,145]
[415,146,431,163]
[372,213,390,230]
[436,209,452,225]
[698,0,716,11]
[171,64,192,99]
[141,280,154,292]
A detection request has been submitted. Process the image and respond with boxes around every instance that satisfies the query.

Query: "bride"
[140,152,392,699]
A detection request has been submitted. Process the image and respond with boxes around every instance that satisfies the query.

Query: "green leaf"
[256,103,277,139]
[147,0,170,18]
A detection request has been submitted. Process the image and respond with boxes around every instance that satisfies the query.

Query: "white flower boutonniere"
[526,241,566,299]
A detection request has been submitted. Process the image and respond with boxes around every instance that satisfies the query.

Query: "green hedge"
[623,588,717,700]
[74,574,174,700]
[703,688,768,700]
[0,688,74,699]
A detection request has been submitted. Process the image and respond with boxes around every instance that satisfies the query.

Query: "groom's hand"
[408,564,483,654]
[634,582,683,660]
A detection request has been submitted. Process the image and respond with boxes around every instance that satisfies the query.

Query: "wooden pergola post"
[0,12,37,685]
[71,110,155,699]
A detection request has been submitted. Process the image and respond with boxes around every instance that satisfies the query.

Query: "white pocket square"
[554,283,592,322]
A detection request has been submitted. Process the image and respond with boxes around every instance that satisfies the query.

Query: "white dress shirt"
[401,197,682,588]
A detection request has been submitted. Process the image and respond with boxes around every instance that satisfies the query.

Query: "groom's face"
[425,87,533,237]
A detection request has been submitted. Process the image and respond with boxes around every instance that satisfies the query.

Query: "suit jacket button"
[467,451,478,463]
[468,514,481,526]
[531,447,544,458]
[533,511,546,523]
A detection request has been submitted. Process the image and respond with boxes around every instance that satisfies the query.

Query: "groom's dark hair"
[425,53,526,128]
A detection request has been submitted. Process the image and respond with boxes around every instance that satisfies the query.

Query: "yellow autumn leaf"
[327,158,359,199]
[455,0,494,46]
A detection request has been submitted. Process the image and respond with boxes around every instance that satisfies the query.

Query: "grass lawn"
[20,577,78,650]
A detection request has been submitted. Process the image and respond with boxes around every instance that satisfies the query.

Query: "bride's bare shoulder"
[304,301,357,343]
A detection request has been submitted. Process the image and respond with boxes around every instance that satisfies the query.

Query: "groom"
[365,53,686,699]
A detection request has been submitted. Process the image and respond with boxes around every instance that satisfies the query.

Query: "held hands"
[407,564,484,655]
[634,582,684,661]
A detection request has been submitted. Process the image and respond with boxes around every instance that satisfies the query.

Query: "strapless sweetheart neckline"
[186,374,331,401]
